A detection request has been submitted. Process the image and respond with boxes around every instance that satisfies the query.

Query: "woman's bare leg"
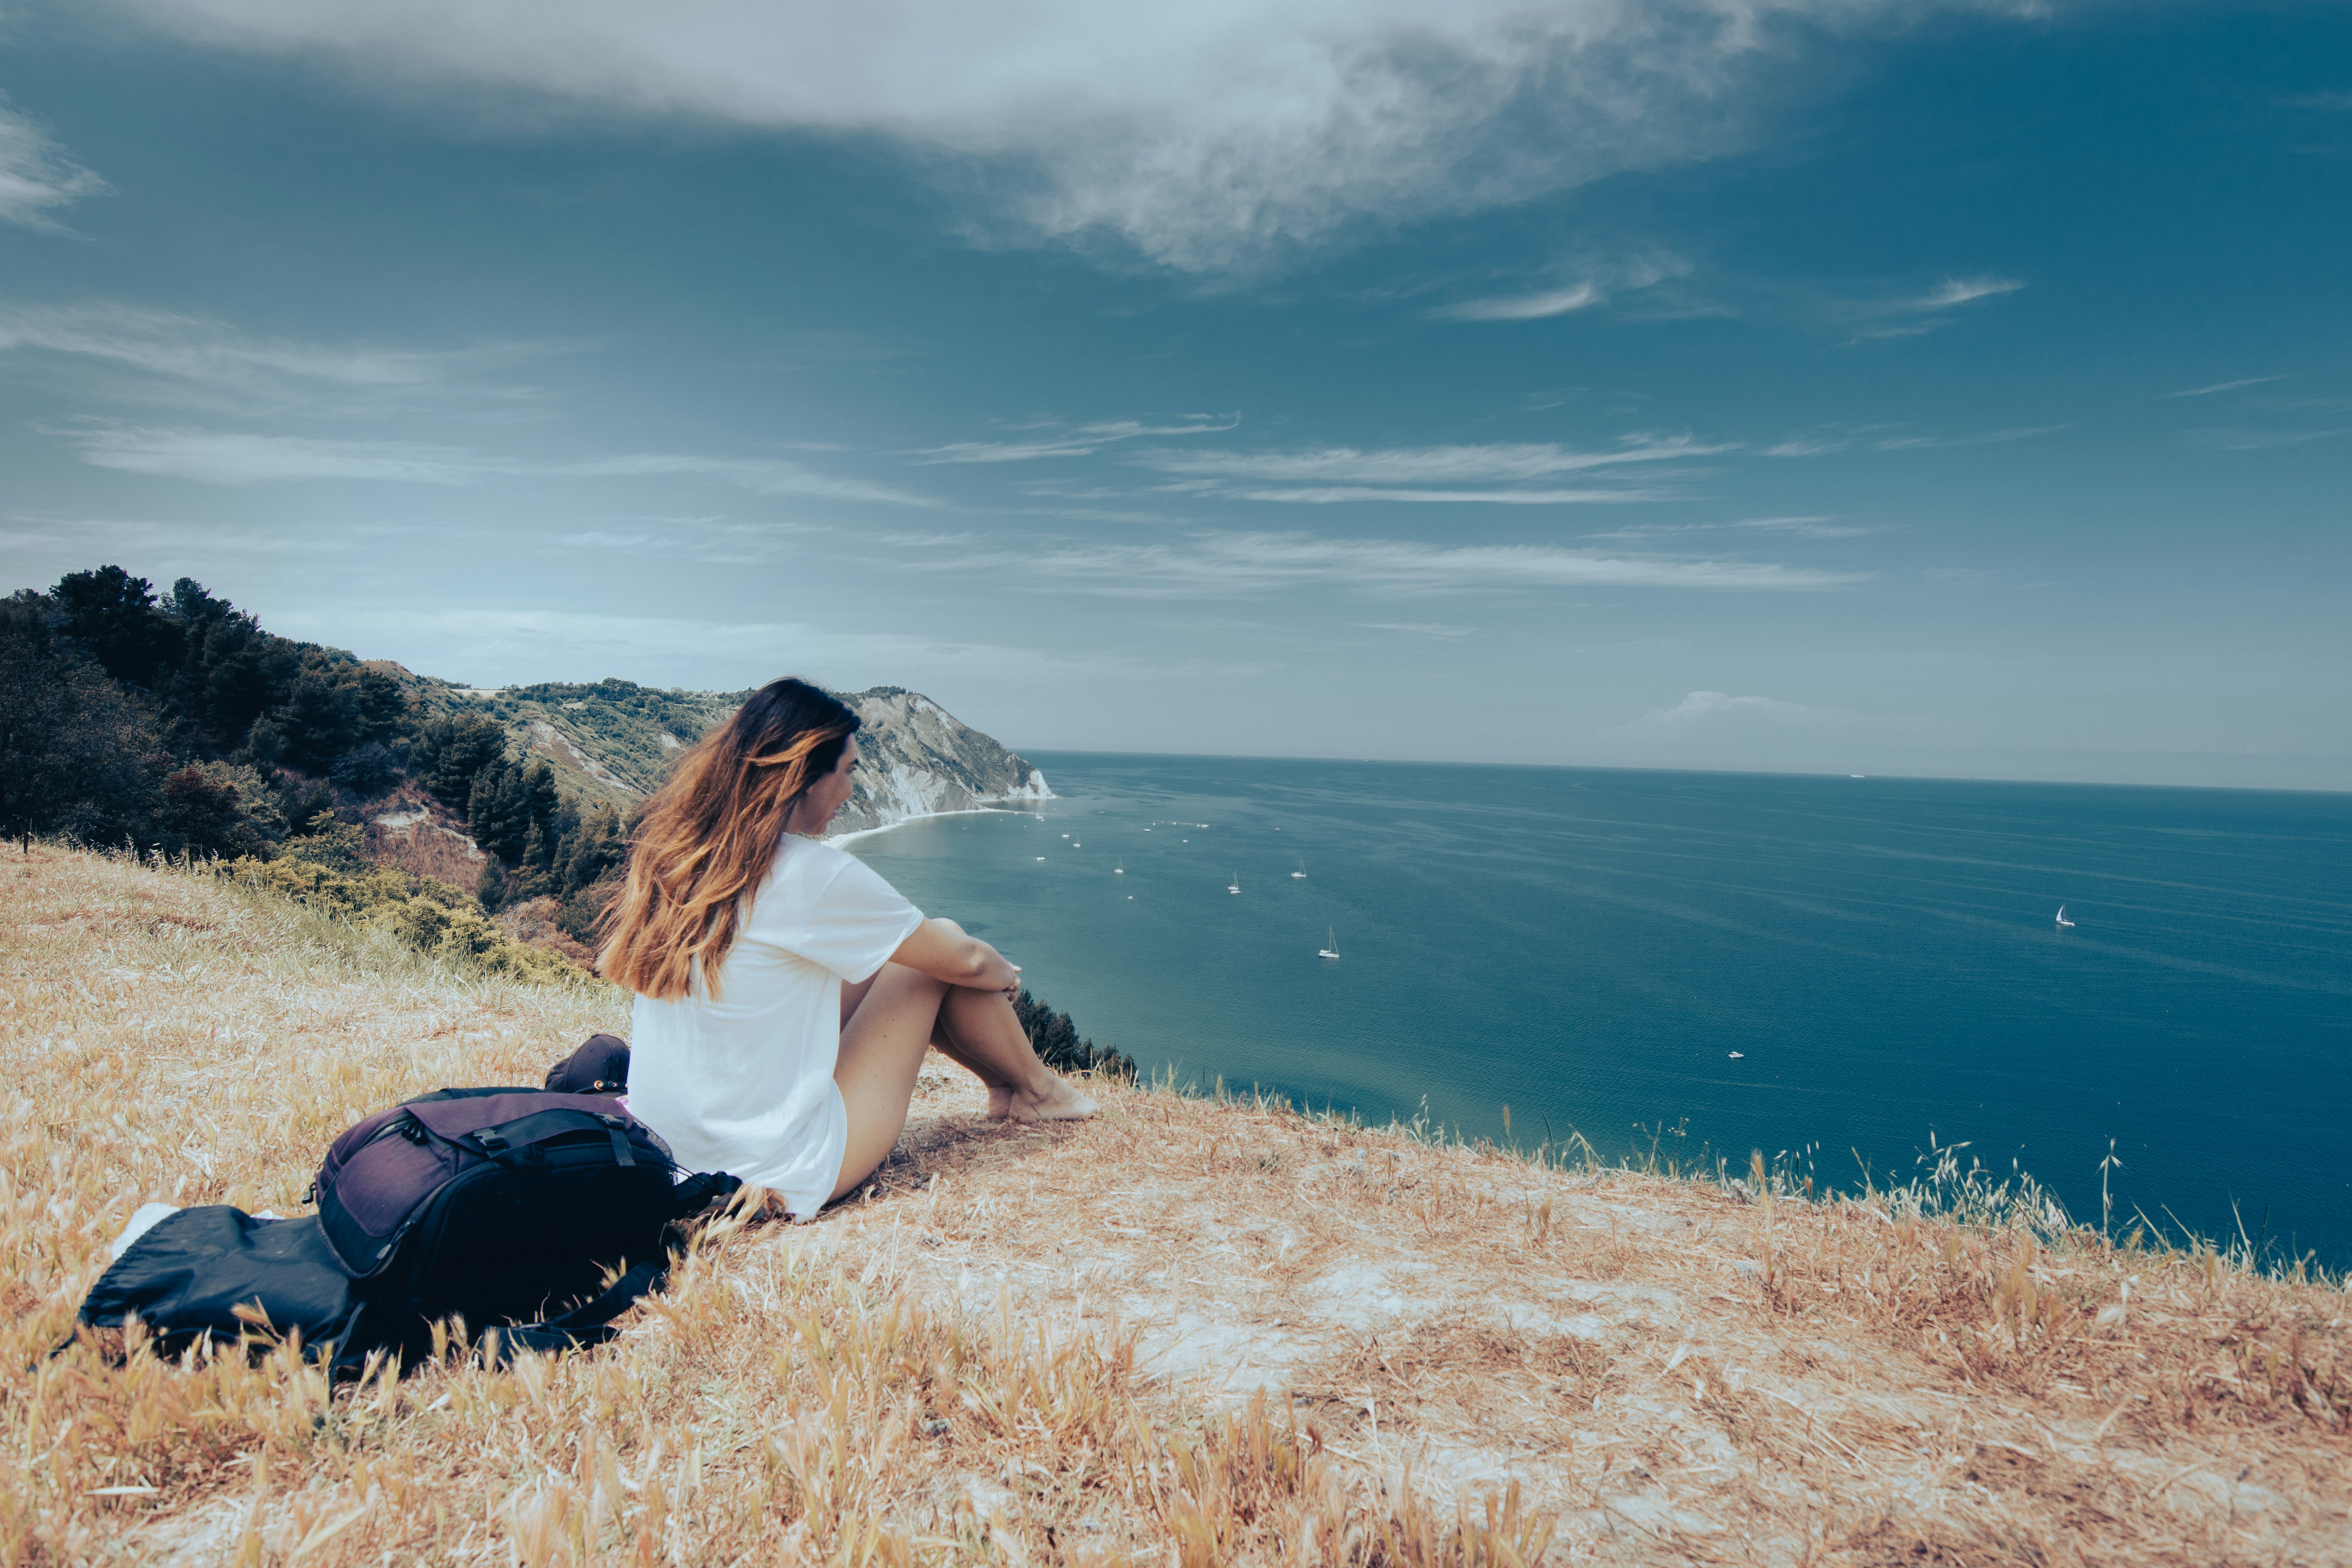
[831,964,949,1200]
[937,986,1098,1122]
[831,967,1098,1202]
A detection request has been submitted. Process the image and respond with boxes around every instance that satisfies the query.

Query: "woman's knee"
[874,960,949,999]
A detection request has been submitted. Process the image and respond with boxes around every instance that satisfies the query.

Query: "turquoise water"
[846,755,2352,1264]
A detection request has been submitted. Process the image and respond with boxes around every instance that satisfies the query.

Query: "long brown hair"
[599,678,860,1000]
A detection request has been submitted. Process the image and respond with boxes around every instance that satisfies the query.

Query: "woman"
[600,678,1096,1218]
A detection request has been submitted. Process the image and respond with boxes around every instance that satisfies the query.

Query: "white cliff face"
[830,687,1053,836]
[438,676,1045,835]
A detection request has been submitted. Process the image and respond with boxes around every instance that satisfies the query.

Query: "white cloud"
[1837,274,2025,342]
[48,423,937,503]
[917,530,1859,596]
[1429,283,1602,322]
[1875,425,2066,450]
[62,426,486,484]
[0,100,107,230]
[2164,375,2286,399]
[918,414,1238,464]
[2181,426,2349,452]
[1353,621,1472,637]
[260,604,1194,692]
[91,0,2016,273]
[1901,276,2024,311]
[1139,436,1731,485]
[1131,436,1732,504]
[550,453,934,506]
[0,302,478,388]
[1584,515,1877,540]
[1616,690,1841,732]
[1210,485,1664,505]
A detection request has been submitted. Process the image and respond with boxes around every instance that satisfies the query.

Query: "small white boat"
[1318,926,1340,960]
[1728,1051,1744,1060]
[1228,871,1241,894]
[1114,860,1124,874]
[2056,905,2075,928]
[1291,858,1307,880]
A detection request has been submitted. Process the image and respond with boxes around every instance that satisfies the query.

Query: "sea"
[844,755,2352,1266]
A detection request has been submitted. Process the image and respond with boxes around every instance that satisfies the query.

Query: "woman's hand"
[891,916,1023,995]
[971,944,1022,996]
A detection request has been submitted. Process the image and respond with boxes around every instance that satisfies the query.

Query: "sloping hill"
[11,848,2348,1564]
[413,678,1050,833]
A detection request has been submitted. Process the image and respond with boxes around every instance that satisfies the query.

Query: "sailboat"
[1290,858,1307,880]
[1318,926,1340,960]
[1228,871,1241,895]
[1114,860,1124,875]
[2056,905,2076,928]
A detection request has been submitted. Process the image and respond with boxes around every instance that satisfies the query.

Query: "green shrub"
[221,855,592,987]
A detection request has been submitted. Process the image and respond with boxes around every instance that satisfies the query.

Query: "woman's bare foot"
[992,1073,1100,1123]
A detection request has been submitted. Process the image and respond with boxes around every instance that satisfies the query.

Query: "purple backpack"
[311,1087,737,1360]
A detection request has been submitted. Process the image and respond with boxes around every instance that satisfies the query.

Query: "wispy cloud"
[60,426,486,485]
[1127,436,1732,505]
[48,423,938,504]
[1353,621,1472,638]
[917,414,1238,464]
[2164,375,2286,399]
[98,0,2016,274]
[900,530,1860,597]
[1902,277,2025,311]
[1137,436,1732,492]
[1202,485,1665,505]
[1840,274,2024,343]
[0,100,107,231]
[0,300,567,420]
[1584,515,1878,541]
[1875,425,2067,450]
[260,604,1188,692]
[1613,690,1843,733]
[2181,426,2349,452]
[1429,283,1601,322]
[550,453,933,505]
[558,517,814,565]
[1599,688,1921,745]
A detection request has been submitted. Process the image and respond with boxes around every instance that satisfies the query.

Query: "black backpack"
[80,1086,738,1373]
[543,1033,630,1096]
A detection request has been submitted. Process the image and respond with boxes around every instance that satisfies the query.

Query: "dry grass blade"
[3,843,2348,1564]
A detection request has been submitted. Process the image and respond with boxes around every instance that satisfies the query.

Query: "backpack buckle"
[474,1130,510,1152]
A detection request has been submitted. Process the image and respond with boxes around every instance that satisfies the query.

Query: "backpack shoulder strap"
[482,1259,666,1364]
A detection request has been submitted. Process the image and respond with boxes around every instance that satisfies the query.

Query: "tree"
[328,741,399,797]
[273,670,363,771]
[412,713,507,807]
[52,566,177,687]
[0,595,168,850]
[151,765,279,859]
[355,667,408,743]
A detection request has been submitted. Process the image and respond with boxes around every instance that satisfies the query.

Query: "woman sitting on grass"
[600,677,1096,1218]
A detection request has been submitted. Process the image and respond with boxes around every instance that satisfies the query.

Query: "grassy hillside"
[7,847,2348,1565]
[407,680,745,811]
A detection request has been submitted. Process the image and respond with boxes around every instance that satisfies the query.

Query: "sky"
[1,0,2346,787]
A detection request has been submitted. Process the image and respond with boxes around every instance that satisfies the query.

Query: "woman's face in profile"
[798,733,860,831]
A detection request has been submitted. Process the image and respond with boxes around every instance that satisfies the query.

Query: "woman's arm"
[887,917,1020,993]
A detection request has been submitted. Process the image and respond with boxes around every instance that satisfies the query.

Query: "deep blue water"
[845,755,2352,1264]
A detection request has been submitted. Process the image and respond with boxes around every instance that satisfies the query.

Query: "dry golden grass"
[5,844,2348,1565]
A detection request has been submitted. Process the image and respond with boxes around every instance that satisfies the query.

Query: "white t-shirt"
[625,835,925,1218]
